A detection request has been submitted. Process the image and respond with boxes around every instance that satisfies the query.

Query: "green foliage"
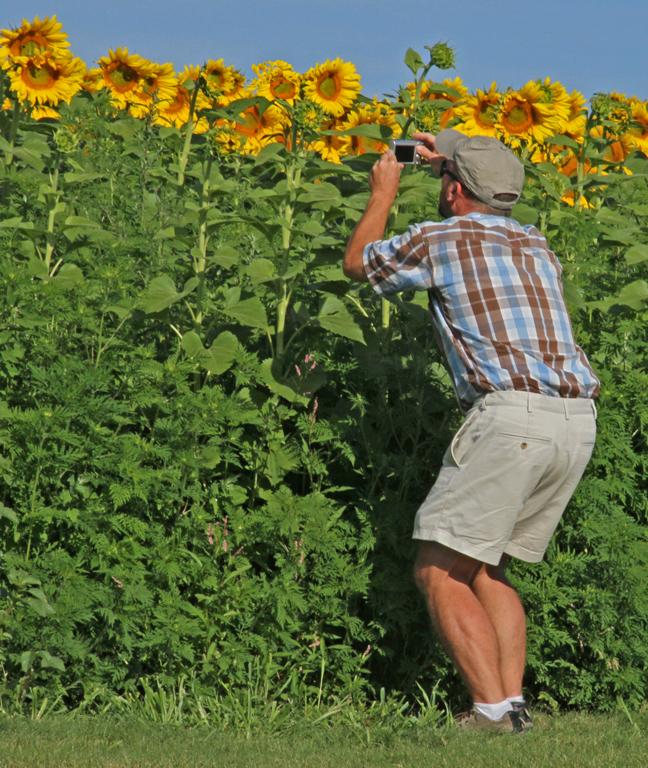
[0,90,646,717]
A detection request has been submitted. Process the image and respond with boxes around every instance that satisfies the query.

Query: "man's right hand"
[412,132,445,177]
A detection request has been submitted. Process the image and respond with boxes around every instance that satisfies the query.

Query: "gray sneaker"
[457,708,526,734]
[511,701,534,729]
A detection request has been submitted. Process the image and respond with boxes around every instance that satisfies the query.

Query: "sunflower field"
[0,15,646,719]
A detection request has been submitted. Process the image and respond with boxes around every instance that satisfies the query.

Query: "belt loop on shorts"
[527,392,533,413]
[563,398,570,420]
[478,397,487,411]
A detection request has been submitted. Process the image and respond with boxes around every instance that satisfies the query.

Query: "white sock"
[508,695,526,706]
[474,699,513,721]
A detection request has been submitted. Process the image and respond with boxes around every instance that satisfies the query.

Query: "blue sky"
[7,1,647,100]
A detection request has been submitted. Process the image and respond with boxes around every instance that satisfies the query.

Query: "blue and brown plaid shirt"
[363,212,600,410]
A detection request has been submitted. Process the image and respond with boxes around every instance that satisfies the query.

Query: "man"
[343,129,599,734]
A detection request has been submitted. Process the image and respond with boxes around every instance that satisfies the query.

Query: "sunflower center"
[139,77,158,97]
[236,106,262,137]
[504,99,533,132]
[164,88,189,115]
[478,100,498,127]
[22,62,57,89]
[11,33,49,57]
[107,63,139,92]
[206,71,226,90]
[317,72,341,100]
[271,76,297,100]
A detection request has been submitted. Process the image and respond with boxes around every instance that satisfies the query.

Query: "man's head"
[434,129,525,219]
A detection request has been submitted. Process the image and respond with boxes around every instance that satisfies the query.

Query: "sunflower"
[232,102,288,153]
[561,190,596,209]
[452,82,501,137]
[626,101,648,156]
[496,81,566,148]
[536,77,571,128]
[218,69,246,106]
[81,68,105,94]
[0,15,69,68]
[338,100,401,157]
[303,58,360,117]
[407,76,469,105]
[129,62,177,119]
[563,89,587,139]
[212,119,245,154]
[602,131,634,169]
[31,104,60,120]
[152,65,210,129]
[98,48,156,108]
[252,60,301,105]
[8,52,85,105]
[308,117,345,164]
[203,59,246,106]
[203,58,234,94]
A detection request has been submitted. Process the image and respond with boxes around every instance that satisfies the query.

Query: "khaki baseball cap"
[435,129,525,210]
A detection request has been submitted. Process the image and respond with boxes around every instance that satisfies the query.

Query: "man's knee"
[413,540,483,595]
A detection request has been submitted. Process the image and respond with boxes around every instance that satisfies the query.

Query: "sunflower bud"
[426,43,455,71]
[54,124,79,152]
[590,92,631,126]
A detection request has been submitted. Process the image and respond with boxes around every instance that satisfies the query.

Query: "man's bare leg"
[413,541,506,703]
[472,559,526,699]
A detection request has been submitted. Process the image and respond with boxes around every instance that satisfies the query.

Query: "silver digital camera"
[391,139,423,165]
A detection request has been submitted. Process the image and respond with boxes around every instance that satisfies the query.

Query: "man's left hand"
[369,150,402,203]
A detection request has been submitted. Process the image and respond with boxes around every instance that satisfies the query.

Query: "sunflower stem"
[381,298,391,330]
[276,279,288,358]
[275,159,301,358]
[5,98,22,167]
[44,167,60,271]
[401,60,435,138]
[177,77,201,186]
[196,156,213,275]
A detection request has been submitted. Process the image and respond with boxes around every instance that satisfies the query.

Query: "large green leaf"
[616,280,648,309]
[259,359,308,404]
[181,330,238,375]
[52,263,84,290]
[202,331,239,374]
[213,245,243,268]
[588,279,648,312]
[625,244,648,265]
[245,258,277,284]
[138,275,199,313]
[404,47,424,75]
[317,296,365,344]
[224,298,269,330]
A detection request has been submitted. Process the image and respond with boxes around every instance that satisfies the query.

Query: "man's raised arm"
[343,150,402,282]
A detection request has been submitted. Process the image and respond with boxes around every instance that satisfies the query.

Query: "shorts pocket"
[496,431,551,443]
[450,409,485,467]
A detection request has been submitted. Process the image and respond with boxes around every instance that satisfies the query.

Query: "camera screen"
[394,143,416,163]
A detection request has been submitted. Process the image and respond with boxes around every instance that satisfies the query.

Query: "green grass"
[0,712,647,768]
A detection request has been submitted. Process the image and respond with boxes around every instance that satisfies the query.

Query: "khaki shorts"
[412,391,597,565]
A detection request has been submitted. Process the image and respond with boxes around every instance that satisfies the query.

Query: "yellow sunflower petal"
[452,82,501,137]
[496,81,566,148]
[251,60,301,105]
[8,52,85,105]
[98,48,157,108]
[627,101,648,155]
[338,100,401,157]
[0,15,70,67]
[303,58,360,117]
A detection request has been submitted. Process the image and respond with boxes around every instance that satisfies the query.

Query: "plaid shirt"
[363,212,600,410]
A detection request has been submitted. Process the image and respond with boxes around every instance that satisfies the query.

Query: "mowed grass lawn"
[0,712,647,768]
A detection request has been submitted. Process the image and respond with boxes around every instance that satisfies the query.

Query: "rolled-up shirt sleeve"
[363,223,434,296]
